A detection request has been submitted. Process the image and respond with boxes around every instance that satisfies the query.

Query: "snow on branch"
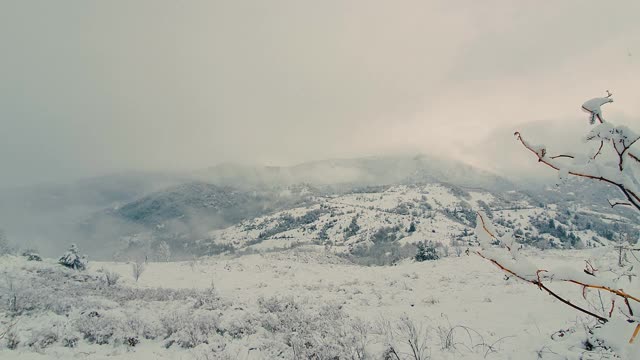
[477,92,640,355]
[514,95,640,212]
[582,90,613,124]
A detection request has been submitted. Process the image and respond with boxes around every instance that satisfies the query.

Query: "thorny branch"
[607,199,632,208]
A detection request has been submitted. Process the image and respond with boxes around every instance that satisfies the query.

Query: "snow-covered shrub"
[27,327,58,350]
[434,321,506,357]
[125,336,139,347]
[56,320,81,349]
[0,319,17,350]
[1,275,52,315]
[73,308,154,346]
[5,330,19,350]
[74,310,122,345]
[257,295,367,358]
[102,270,120,286]
[131,259,145,282]
[375,316,430,360]
[396,316,430,360]
[347,242,418,266]
[22,252,41,262]
[192,286,223,310]
[120,308,163,341]
[62,336,78,348]
[163,309,220,348]
[217,309,258,339]
[476,92,640,358]
[58,244,87,270]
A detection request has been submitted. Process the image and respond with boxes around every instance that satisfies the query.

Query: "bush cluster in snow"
[0,257,377,358]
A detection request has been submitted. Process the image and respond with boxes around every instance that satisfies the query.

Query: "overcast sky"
[1,1,639,188]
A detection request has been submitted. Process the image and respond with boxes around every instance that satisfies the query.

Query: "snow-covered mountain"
[1,155,637,259]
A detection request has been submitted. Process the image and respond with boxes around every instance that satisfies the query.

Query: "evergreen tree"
[344,216,360,238]
[415,241,439,262]
[59,244,87,270]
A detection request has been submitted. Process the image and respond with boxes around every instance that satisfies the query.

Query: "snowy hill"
[196,183,638,259]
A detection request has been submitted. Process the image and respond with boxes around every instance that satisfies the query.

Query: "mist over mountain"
[194,154,515,192]
[0,154,635,259]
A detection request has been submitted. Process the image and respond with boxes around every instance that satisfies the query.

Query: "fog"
[1,1,639,188]
[1,1,640,258]
[3,4,640,358]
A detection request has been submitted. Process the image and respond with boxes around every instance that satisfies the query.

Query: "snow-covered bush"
[256,295,368,359]
[75,309,123,345]
[5,331,19,350]
[27,326,59,350]
[58,244,87,270]
[347,242,418,266]
[376,316,430,360]
[131,259,145,282]
[0,319,17,347]
[21,250,41,262]
[476,92,640,358]
[217,309,258,339]
[102,270,121,286]
[169,309,220,349]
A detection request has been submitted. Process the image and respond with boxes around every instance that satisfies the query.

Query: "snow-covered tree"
[58,244,88,270]
[155,241,171,262]
[475,92,640,357]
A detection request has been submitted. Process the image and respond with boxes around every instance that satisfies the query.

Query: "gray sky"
[1,0,639,187]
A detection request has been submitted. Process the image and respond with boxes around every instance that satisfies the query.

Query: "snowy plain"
[1,245,631,359]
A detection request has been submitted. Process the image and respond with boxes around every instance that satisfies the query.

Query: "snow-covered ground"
[1,246,632,359]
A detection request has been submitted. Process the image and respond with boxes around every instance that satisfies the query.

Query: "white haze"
[1,1,640,188]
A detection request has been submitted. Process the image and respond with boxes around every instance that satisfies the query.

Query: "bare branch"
[631,324,640,344]
[549,154,575,160]
[0,320,18,340]
[593,141,604,160]
[608,199,633,208]
[478,212,640,305]
[619,135,640,171]
[474,248,608,323]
